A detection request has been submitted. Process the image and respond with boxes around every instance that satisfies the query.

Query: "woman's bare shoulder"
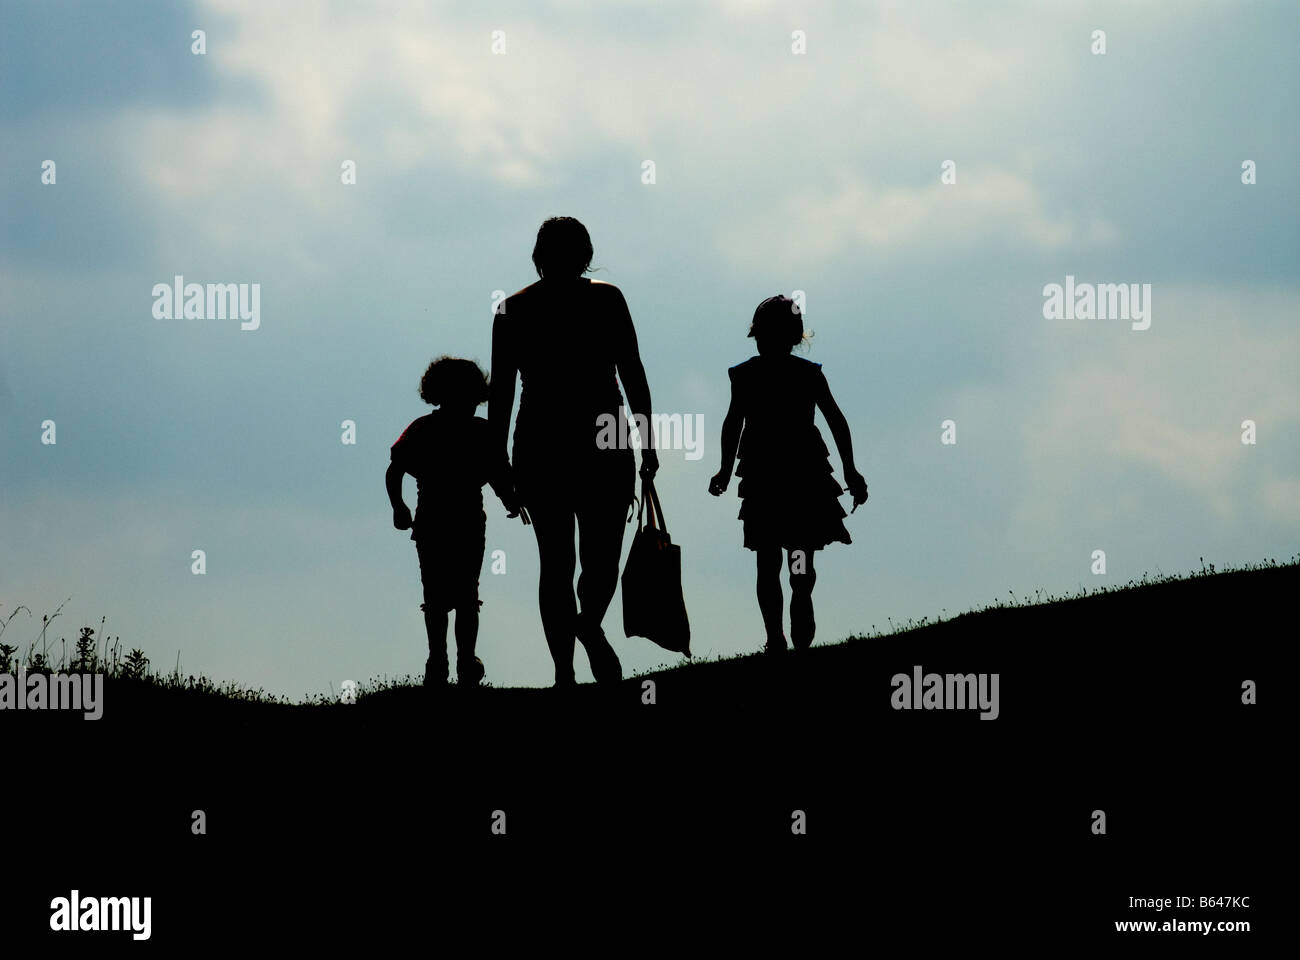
[504,281,541,305]
[587,278,627,299]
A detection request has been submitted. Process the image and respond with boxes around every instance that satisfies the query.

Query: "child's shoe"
[424,656,449,688]
[457,656,486,687]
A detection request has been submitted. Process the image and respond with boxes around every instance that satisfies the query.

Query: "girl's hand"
[393,504,413,530]
[845,470,868,512]
[708,470,730,496]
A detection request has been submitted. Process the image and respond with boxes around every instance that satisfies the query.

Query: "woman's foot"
[577,620,622,683]
[764,634,788,655]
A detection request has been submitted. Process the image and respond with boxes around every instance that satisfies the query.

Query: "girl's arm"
[814,371,868,507]
[709,375,743,495]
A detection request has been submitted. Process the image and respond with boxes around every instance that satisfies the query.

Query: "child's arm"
[385,462,413,529]
[485,444,530,525]
[813,371,868,510]
[708,374,743,496]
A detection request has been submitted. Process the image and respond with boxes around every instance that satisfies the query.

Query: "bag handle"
[635,477,669,538]
[634,479,652,530]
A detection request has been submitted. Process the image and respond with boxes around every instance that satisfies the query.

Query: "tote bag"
[621,478,691,655]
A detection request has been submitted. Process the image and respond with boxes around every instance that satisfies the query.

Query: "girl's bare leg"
[788,546,817,650]
[756,547,785,652]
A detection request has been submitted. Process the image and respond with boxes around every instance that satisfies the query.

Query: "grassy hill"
[5,554,1290,727]
[11,555,1285,927]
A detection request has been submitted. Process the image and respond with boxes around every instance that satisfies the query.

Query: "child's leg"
[420,602,449,684]
[416,539,450,684]
[454,532,487,685]
[756,547,785,651]
[788,546,817,650]
[453,603,485,684]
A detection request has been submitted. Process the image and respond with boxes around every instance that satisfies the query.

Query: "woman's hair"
[419,356,490,407]
[532,216,594,279]
[748,295,812,349]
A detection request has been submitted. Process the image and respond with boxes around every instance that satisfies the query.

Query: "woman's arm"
[488,311,517,459]
[608,284,658,478]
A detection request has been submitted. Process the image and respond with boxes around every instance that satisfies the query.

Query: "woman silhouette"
[490,217,658,687]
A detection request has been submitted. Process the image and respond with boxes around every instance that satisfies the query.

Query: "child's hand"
[708,470,730,496]
[500,486,532,526]
[392,504,413,530]
[504,499,532,525]
[845,470,868,512]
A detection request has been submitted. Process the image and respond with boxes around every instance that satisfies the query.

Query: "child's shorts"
[414,518,486,614]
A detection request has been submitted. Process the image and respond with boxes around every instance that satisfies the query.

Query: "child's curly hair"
[419,356,490,407]
[748,295,813,349]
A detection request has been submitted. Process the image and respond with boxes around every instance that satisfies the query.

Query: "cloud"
[716,168,1120,267]
[1005,284,1300,539]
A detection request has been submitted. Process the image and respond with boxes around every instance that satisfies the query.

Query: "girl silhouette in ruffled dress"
[709,296,868,654]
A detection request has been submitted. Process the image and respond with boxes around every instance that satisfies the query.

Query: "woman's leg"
[529,500,579,685]
[788,546,817,650]
[756,546,785,652]
[574,503,626,629]
[574,484,630,682]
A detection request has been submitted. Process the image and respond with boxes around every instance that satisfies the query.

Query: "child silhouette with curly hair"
[387,356,525,688]
[709,296,868,654]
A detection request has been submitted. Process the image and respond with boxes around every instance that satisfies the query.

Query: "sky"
[1,0,1297,697]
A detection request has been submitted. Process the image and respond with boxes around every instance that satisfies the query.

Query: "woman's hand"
[708,470,730,496]
[392,503,413,530]
[639,447,659,480]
